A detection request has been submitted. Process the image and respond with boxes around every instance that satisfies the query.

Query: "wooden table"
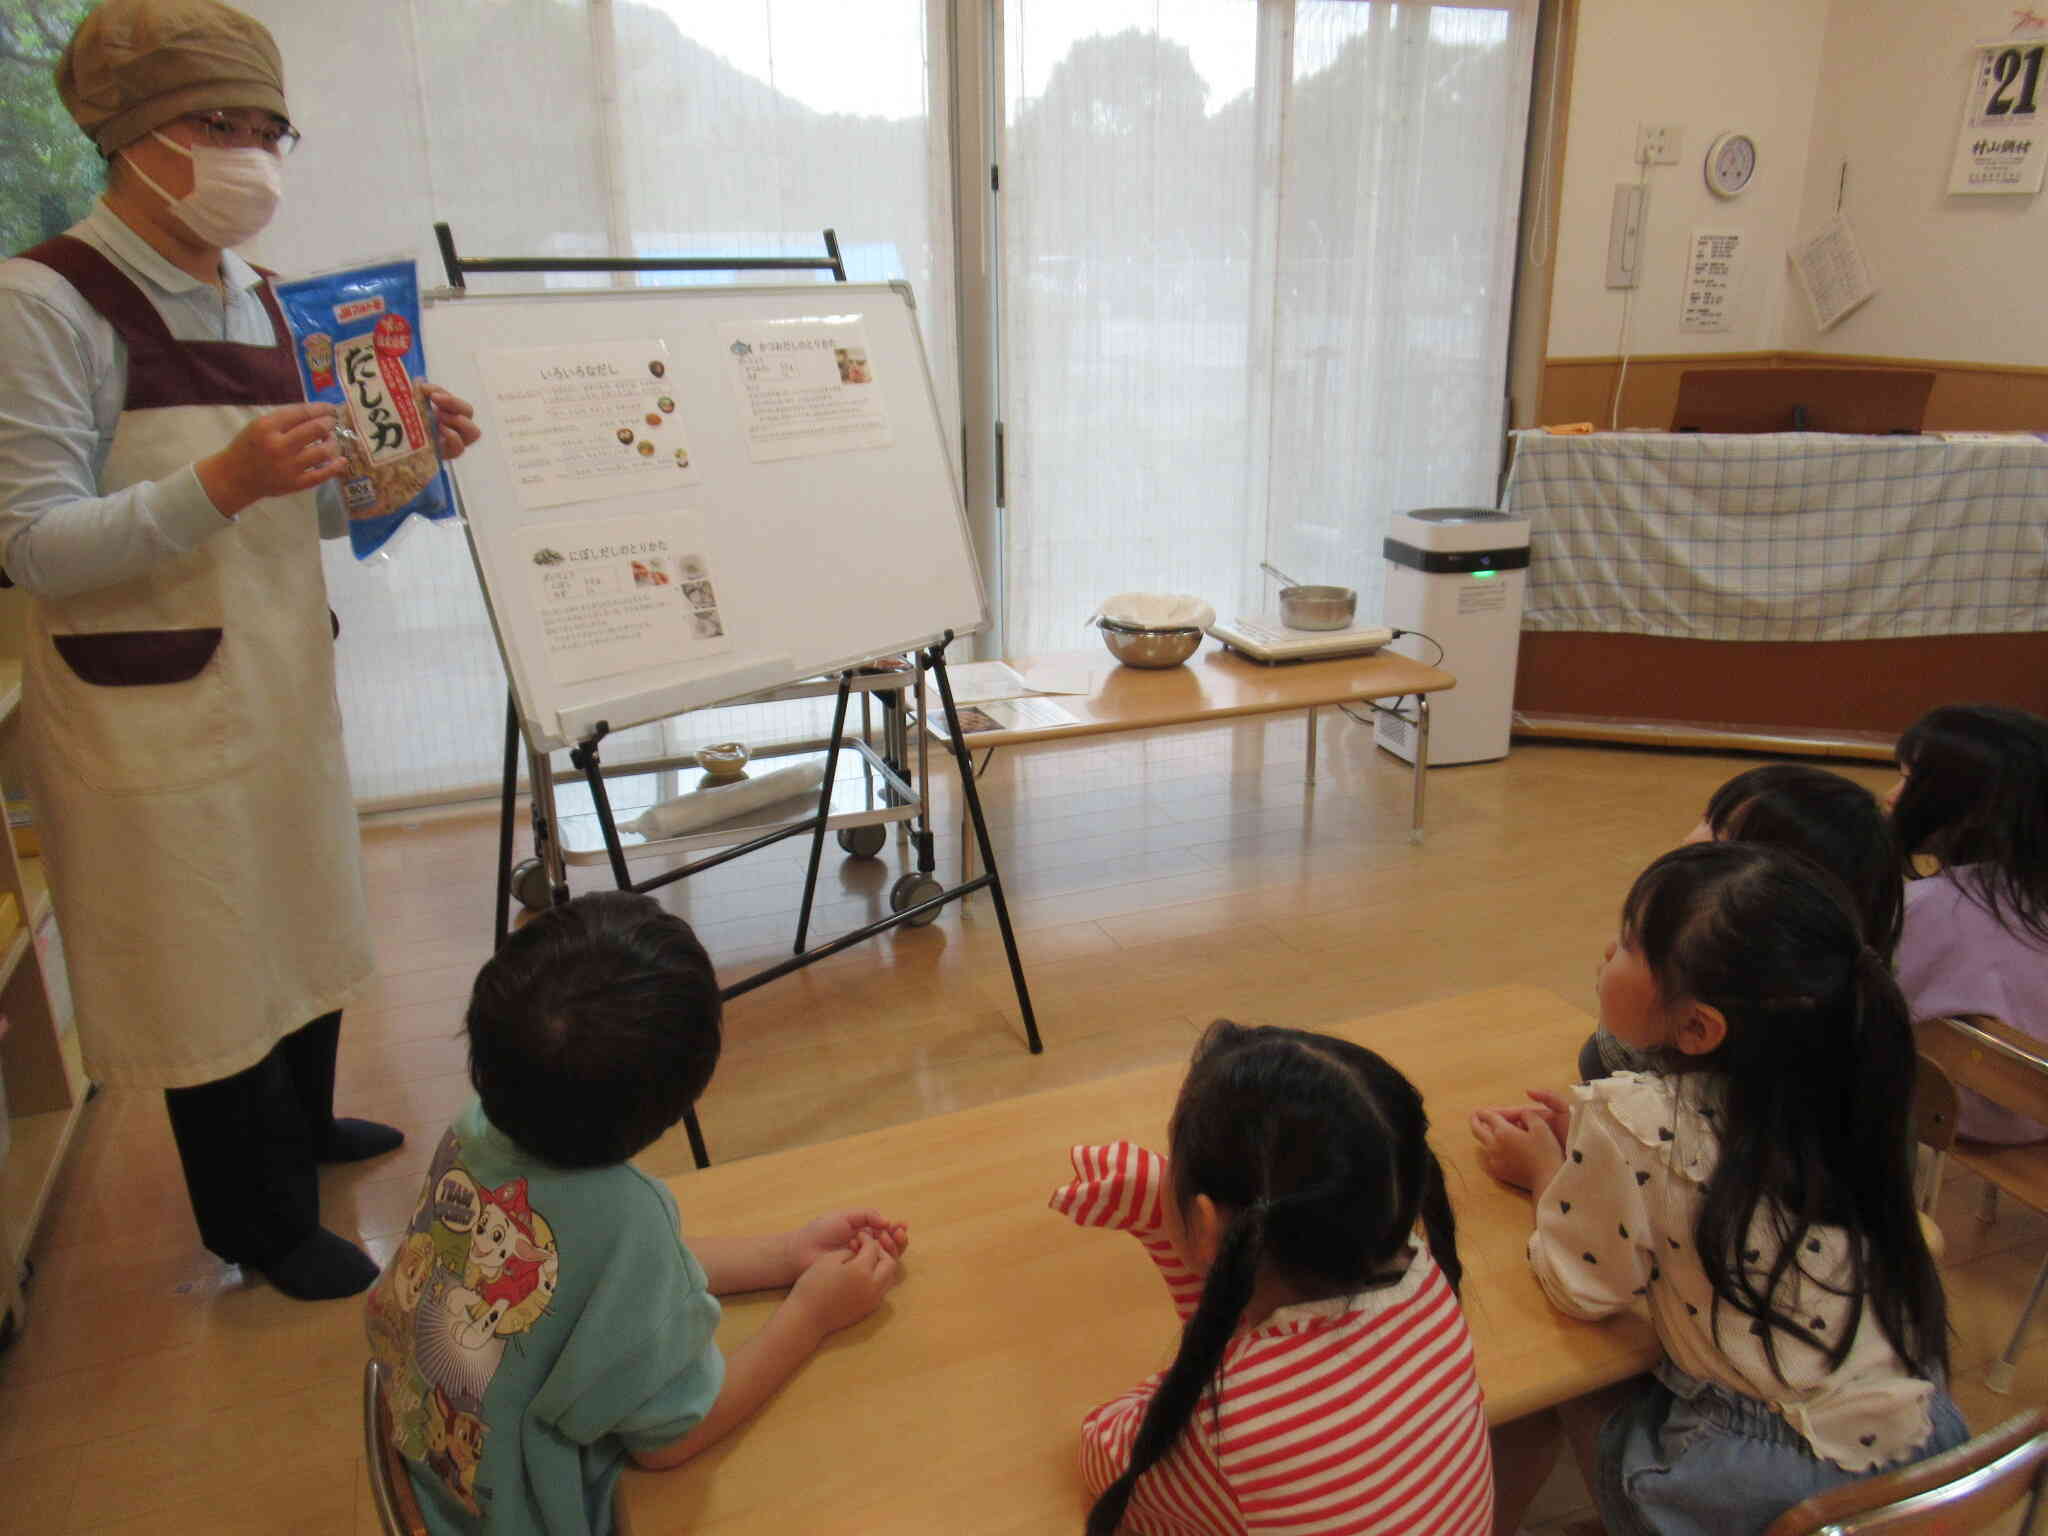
[947,640,1457,865]
[621,985,1656,1535]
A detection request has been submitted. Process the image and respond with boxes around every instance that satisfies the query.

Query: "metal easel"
[435,226,1042,1170]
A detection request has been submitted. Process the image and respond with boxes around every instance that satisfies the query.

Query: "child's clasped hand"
[790,1230,903,1334]
[1470,1090,1570,1193]
[785,1208,910,1271]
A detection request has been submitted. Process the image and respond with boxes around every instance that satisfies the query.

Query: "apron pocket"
[53,628,222,687]
[43,627,251,793]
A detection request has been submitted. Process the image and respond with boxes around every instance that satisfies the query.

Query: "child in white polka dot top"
[1473,842,1966,1536]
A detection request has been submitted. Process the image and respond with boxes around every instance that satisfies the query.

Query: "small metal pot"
[1261,562,1357,630]
[1098,621,1203,669]
[1278,585,1356,631]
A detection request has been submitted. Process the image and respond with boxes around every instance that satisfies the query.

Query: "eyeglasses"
[180,110,302,157]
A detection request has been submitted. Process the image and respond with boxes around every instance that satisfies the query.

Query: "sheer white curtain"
[998,0,1535,653]
[236,0,955,805]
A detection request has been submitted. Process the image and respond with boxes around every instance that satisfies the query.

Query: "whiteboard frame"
[424,280,988,752]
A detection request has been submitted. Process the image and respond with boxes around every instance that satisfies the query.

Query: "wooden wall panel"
[1514,631,2048,739]
[1538,352,2048,432]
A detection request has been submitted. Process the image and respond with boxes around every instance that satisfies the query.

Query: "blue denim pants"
[1592,1359,1970,1536]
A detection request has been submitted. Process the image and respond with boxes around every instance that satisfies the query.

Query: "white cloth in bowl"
[1096,592,1216,631]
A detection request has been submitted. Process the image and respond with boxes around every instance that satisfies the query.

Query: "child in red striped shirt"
[1051,1020,1493,1536]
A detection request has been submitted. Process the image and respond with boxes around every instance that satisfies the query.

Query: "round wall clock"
[1705,131,1758,197]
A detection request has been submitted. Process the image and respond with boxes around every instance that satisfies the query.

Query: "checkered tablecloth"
[1504,431,2048,641]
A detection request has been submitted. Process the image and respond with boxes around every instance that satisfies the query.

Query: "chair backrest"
[1764,1408,2048,1536]
[363,1358,429,1536]
[1911,1052,1959,1213]
[1916,1016,2048,1127]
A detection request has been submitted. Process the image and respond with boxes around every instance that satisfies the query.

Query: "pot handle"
[1259,561,1303,588]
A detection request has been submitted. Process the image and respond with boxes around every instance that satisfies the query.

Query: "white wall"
[1545,0,1831,359]
[1789,0,2048,365]
[1548,0,2048,369]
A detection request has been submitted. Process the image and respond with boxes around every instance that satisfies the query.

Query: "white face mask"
[125,131,283,250]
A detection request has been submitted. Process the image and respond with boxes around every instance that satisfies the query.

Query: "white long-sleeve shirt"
[0,200,339,600]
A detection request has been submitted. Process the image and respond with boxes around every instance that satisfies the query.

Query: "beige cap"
[56,0,287,156]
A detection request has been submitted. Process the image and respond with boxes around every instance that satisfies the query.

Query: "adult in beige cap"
[0,0,479,1301]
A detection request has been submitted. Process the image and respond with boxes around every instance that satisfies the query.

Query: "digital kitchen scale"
[1207,615,1395,663]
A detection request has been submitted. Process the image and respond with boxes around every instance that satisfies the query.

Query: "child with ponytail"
[1475,843,1965,1534]
[1051,1020,1491,1536]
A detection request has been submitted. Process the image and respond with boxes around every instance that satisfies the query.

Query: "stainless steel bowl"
[1099,622,1203,669]
[1277,584,1356,631]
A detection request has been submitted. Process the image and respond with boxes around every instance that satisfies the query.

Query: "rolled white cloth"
[624,759,829,841]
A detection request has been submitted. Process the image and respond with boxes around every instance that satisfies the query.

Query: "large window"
[998,0,1535,652]
[3,0,1532,806]
[254,0,957,804]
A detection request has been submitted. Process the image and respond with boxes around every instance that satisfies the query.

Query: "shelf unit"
[0,659,87,1336]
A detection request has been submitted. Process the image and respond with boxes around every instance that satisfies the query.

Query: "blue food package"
[275,259,454,559]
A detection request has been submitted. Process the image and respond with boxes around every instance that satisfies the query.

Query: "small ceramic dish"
[697,742,750,781]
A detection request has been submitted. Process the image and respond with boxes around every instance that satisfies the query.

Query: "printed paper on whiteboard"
[481,339,699,511]
[517,511,729,687]
[1789,217,1877,332]
[722,317,892,462]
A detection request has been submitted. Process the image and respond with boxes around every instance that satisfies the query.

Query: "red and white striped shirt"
[1052,1143,1493,1536]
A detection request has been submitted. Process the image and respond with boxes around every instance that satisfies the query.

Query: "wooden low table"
[942,641,1457,878]
[622,984,1655,1534]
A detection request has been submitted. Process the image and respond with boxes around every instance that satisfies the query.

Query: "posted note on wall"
[516,511,729,687]
[1789,217,1877,332]
[1948,38,2047,196]
[481,340,699,511]
[1679,231,1744,334]
[722,317,892,462]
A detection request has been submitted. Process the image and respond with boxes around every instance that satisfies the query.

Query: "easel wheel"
[511,858,553,911]
[837,825,888,859]
[890,873,944,927]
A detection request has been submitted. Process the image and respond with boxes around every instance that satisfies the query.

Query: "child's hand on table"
[1471,1104,1567,1194]
[1468,1088,1572,1151]
[789,1231,902,1335]
[786,1210,909,1275]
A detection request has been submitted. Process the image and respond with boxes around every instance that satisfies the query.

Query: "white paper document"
[723,317,892,462]
[481,340,698,510]
[928,696,1083,738]
[942,660,1085,704]
[516,511,729,687]
[1680,230,1743,333]
[1788,217,1877,331]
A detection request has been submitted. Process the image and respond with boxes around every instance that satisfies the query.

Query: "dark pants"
[163,1011,342,1268]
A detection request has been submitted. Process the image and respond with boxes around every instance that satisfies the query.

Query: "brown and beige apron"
[16,238,371,1091]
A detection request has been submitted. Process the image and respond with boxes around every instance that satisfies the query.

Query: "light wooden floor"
[2,717,2043,1534]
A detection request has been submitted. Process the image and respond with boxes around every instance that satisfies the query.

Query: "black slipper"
[261,1228,380,1301]
[321,1118,405,1163]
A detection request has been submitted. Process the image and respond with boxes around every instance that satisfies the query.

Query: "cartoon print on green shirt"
[367,1128,562,1516]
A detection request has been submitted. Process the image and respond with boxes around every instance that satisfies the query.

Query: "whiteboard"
[423,282,986,751]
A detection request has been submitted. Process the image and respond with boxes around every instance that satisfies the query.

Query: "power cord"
[1338,628,1445,726]
[1391,626,1446,668]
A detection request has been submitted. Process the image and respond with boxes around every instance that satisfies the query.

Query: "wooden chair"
[363,1359,428,1536]
[1914,1015,2048,1393]
[1912,1052,1959,1261]
[1763,1407,2048,1536]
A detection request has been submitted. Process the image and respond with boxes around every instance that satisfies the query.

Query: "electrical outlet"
[1636,123,1683,166]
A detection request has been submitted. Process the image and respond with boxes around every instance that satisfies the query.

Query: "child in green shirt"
[366,891,907,1534]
